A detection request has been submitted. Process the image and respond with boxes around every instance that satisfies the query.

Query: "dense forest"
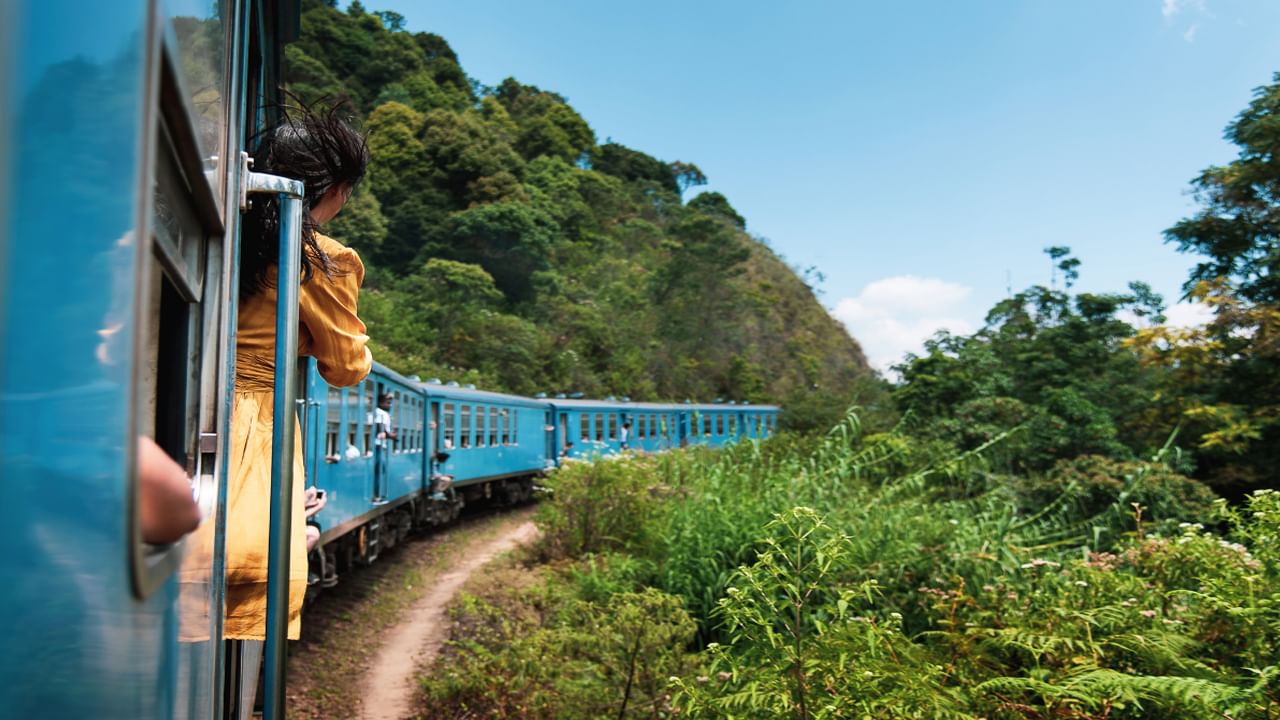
[284,0,869,425]
[280,3,1280,719]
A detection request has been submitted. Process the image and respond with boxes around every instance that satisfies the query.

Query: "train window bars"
[580,413,591,442]
[489,407,499,446]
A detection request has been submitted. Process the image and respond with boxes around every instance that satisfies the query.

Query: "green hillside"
[286,0,869,421]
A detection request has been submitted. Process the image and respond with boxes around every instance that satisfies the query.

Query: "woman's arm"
[137,436,201,544]
[299,241,373,387]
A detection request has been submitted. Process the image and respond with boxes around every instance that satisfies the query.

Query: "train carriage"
[421,381,551,505]
[301,359,429,569]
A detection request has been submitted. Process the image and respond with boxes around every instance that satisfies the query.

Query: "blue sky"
[367,0,1280,373]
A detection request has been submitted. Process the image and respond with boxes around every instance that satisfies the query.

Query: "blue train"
[0,1,778,719]
[299,359,778,584]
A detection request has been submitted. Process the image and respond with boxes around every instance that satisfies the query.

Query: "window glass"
[502,410,511,445]
[489,407,499,446]
[716,414,725,436]
[513,409,519,445]
[166,1,228,202]
[581,413,590,441]
[608,414,618,441]
[460,405,472,448]
[595,413,605,442]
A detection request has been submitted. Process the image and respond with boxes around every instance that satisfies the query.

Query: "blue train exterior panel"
[421,383,552,486]
[305,360,429,543]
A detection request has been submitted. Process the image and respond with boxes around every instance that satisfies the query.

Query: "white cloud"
[832,276,976,377]
[1164,300,1214,327]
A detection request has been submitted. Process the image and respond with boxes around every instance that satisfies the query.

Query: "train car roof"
[547,398,779,413]
[370,360,425,389]
[415,382,552,409]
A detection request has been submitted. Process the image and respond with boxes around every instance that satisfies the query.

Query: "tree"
[669,160,707,197]
[434,201,559,302]
[375,10,405,31]
[1166,73,1280,305]
[688,191,745,229]
[1150,73,1280,493]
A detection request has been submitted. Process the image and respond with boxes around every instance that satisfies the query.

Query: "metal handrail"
[243,163,304,720]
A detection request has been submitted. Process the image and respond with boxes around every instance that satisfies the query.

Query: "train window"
[717,415,725,436]
[512,409,519,445]
[580,413,590,441]
[460,405,472,448]
[343,389,355,452]
[326,387,341,460]
[166,2,228,207]
[651,415,657,438]
[431,402,441,451]
[595,413,605,442]
[363,383,375,454]
[414,398,422,452]
[409,398,417,452]
[608,414,617,441]
[391,390,401,453]
[475,405,486,447]
[489,407,499,446]
[637,416,645,440]
[501,410,511,445]
[443,403,455,449]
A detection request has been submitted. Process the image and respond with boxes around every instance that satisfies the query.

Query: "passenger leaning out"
[221,99,372,644]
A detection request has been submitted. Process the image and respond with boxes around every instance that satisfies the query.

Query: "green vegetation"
[289,0,868,423]
[421,420,1280,719]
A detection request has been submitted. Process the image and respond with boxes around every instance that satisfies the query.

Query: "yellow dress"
[223,233,372,640]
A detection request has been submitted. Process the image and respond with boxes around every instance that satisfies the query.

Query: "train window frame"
[431,401,441,452]
[346,387,360,454]
[476,404,486,448]
[489,407,499,446]
[512,408,519,445]
[414,394,424,450]
[608,414,618,441]
[129,20,236,599]
[501,409,510,445]
[460,404,472,448]
[326,386,341,461]
[390,390,401,453]
[580,413,590,442]
[442,402,456,449]
[595,413,604,442]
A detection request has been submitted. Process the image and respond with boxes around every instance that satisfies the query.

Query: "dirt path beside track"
[358,518,539,720]
[284,507,538,720]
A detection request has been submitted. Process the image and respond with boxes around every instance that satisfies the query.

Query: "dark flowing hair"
[240,97,370,301]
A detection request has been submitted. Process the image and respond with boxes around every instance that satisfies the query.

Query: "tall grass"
[424,410,1279,719]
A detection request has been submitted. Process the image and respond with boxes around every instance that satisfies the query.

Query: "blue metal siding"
[0,2,172,716]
